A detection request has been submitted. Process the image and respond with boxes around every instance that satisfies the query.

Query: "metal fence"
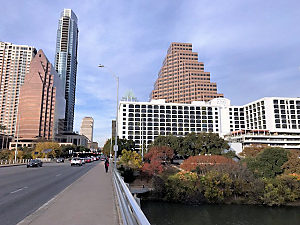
[0,159,30,165]
[0,158,52,165]
[113,169,151,225]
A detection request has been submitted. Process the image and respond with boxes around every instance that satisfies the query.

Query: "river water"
[141,200,300,225]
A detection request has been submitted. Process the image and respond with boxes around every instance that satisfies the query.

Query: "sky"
[1,0,300,146]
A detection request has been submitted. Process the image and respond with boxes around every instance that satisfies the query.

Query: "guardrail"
[0,158,53,165]
[113,169,151,225]
[0,159,30,165]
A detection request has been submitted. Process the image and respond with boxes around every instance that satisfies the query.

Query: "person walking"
[104,158,109,173]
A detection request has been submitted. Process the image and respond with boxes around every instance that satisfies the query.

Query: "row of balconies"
[127,129,216,138]
[126,109,216,114]
[126,123,216,130]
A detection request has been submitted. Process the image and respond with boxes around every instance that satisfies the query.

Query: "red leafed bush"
[144,146,174,163]
[141,146,173,178]
[141,159,164,177]
[181,155,236,172]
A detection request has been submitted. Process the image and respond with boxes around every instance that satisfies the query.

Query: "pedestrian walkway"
[18,162,118,225]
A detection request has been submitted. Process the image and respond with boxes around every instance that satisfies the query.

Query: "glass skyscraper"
[54,9,78,132]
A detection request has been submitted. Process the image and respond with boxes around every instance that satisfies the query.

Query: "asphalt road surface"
[0,161,99,225]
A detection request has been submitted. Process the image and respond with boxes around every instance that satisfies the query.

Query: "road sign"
[42,149,52,153]
[113,145,118,152]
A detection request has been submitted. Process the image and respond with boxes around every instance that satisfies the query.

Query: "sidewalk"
[18,162,118,225]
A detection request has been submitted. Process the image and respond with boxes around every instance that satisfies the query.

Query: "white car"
[71,158,82,166]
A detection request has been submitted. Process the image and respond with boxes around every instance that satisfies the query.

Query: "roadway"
[0,161,99,225]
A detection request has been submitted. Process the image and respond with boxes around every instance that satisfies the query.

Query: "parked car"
[71,158,82,166]
[56,158,64,163]
[85,158,91,163]
[27,159,43,168]
[100,155,106,161]
[80,158,86,164]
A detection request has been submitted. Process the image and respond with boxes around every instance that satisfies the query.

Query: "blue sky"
[1,0,300,146]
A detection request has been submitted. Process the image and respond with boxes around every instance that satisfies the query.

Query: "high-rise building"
[80,117,94,142]
[118,97,300,151]
[151,42,223,103]
[17,50,65,140]
[0,41,36,135]
[54,9,79,132]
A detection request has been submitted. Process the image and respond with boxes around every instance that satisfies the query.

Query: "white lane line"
[10,186,28,194]
[56,174,62,177]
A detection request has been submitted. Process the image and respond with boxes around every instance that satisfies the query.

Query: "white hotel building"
[118,97,300,151]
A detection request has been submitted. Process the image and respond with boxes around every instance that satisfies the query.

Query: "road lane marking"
[10,186,28,194]
[17,165,97,225]
[56,174,62,177]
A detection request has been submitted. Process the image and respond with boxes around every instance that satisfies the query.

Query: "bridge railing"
[113,168,151,225]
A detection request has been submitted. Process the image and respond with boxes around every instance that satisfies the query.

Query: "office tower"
[0,41,36,136]
[54,9,79,132]
[17,50,65,140]
[80,117,94,142]
[151,42,223,103]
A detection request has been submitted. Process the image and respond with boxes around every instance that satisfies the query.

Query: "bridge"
[0,160,150,225]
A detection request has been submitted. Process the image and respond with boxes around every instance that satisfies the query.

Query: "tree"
[141,159,164,178]
[118,149,142,183]
[0,124,6,150]
[261,176,299,206]
[180,155,236,173]
[141,146,173,178]
[152,135,182,155]
[144,146,174,164]
[247,147,289,178]
[76,145,90,152]
[195,132,230,155]
[240,144,266,158]
[59,144,76,157]
[20,147,33,159]
[102,138,112,156]
[102,138,136,157]
[0,149,10,160]
[119,138,136,155]
[282,149,300,174]
[181,132,198,156]
[32,142,60,159]
[118,149,143,170]
[203,170,233,203]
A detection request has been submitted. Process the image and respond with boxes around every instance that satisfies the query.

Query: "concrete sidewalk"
[18,162,118,225]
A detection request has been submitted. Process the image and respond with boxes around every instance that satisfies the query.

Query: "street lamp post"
[15,108,21,162]
[141,118,145,159]
[98,64,119,169]
[110,133,112,158]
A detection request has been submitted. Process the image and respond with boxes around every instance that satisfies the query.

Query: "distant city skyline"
[1,0,300,146]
